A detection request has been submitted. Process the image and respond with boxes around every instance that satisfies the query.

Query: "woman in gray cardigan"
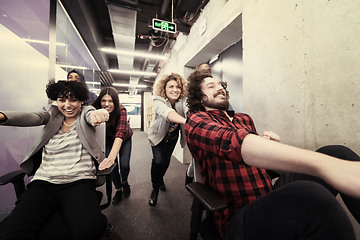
[147,73,188,207]
[0,81,114,240]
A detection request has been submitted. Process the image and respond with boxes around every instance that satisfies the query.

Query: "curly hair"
[152,72,187,100]
[92,87,120,136]
[46,80,89,101]
[187,70,229,114]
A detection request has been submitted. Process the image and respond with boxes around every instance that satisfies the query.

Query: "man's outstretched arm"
[241,133,360,199]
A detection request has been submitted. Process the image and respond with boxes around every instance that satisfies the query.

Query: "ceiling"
[60,0,209,94]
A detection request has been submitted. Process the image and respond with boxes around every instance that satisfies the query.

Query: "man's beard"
[203,98,230,111]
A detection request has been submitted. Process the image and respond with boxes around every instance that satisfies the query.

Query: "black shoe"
[112,190,122,205]
[185,172,194,186]
[148,189,159,207]
[102,223,122,240]
[122,182,131,198]
[159,183,166,191]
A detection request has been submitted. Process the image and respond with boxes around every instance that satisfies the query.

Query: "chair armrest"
[100,174,112,210]
[0,170,26,185]
[0,170,26,199]
[186,182,227,212]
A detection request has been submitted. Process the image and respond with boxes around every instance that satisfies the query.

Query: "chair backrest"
[95,122,106,151]
[94,123,113,210]
[186,158,226,240]
[192,158,203,183]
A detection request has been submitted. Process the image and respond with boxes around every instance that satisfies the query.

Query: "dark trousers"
[150,135,179,189]
[224,145,360,240]
[0,179,107,240]
[109,138,132,189]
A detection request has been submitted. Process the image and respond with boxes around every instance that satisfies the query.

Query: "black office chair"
[185,159,227,240]
[185,160,281,240]
[0,169,112,209]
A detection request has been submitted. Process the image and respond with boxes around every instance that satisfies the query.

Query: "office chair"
[185,159,281,240]
[185,159,227,240]
[0,123,113,239]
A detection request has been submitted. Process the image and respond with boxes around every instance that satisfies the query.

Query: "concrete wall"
[242,0,360,152]
[165,0,360,156]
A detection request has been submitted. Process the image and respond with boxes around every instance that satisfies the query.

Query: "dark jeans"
[108,138,132,189]
[223,145,360,240]
[0,179,107,240]
[150,135,179,189]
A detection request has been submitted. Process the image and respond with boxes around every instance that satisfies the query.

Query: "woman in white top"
[0,81,115,240]
[147,73,188,207]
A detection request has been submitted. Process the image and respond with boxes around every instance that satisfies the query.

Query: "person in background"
[93,87,133,205]
[147,73,188,207]
[196,63,212,73]
[0,80,119,240]
[185,70,360,240]
[67,69,97,105]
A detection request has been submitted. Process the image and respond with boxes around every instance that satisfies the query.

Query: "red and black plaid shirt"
[114,105,133,141]
[185,110,273,238]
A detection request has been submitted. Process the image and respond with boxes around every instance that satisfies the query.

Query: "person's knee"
[317,145,360,161]
[286,182,353,232]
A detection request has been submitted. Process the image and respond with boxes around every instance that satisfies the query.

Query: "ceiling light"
[58,64,88,70]
[89,88,100,93]
[109,69,157,77]
[22,38,67,47]
[86,82,101,85]
[101,47,167,61]
[112,83,147,88]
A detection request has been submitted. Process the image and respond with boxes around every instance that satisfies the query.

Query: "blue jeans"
[150,135,179,189]
[223,145,359,240]
[107,138,132,189]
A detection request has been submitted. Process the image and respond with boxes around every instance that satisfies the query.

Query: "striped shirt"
[32,124,96,184]
[185,110,273,238]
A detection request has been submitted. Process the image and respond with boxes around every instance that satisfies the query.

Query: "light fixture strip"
[58,64,88,70]
[109,69,157,77]
[22,38,67,47]
[112,83,147,88]
[86,81,101,85]
[101,47,167,61]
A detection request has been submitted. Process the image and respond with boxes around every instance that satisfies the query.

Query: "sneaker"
[148,189,159,207]
[112,190,122,205]
[122,182,131,198]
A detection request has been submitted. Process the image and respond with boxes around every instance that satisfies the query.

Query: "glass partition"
[56,1,101,94]
[0,0,101,217]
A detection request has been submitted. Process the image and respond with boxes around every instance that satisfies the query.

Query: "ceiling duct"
[108,3,139,94]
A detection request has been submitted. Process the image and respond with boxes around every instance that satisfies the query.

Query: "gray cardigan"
[148,96,187,147]
[0,105,112,177]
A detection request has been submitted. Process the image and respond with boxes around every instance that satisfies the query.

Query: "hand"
[263,131,280,142]
[0,113,7,123]
[91,109,109,126]
[98,157,115,171]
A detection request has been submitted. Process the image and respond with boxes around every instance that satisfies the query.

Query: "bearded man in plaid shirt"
[184,70,360,240]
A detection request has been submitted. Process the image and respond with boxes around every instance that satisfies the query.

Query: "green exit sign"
[152,18,177,34]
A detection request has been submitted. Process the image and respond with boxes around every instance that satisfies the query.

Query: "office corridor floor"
[100,129,194,240]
